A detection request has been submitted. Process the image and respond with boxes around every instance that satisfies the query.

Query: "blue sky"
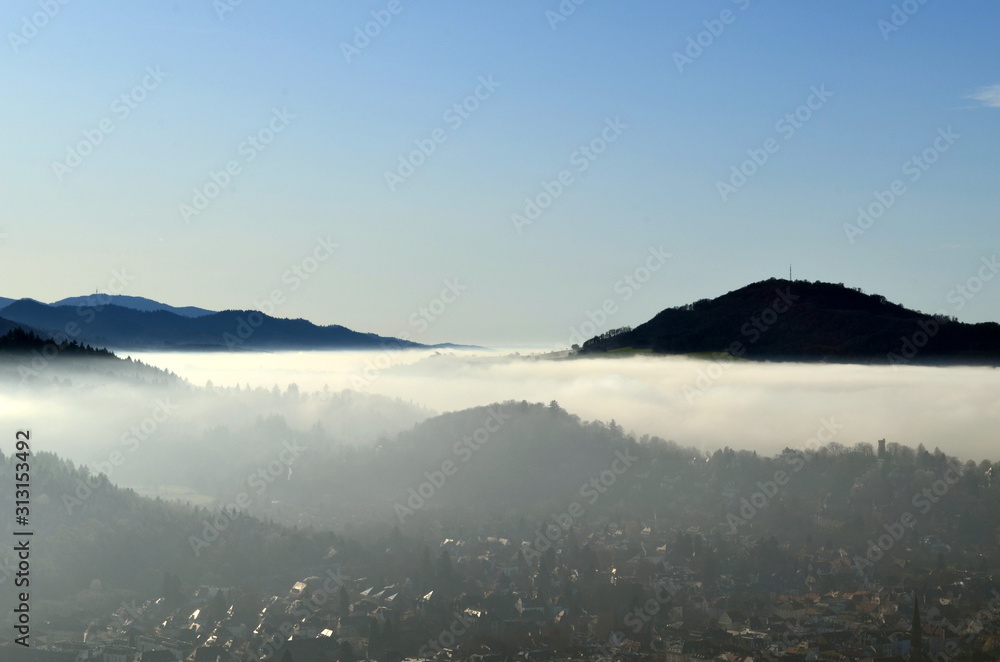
[1,0,998,345]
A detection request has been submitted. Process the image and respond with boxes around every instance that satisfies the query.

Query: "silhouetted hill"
[2,397,999,626]
[0,450,349,606]
[257,401,698,525]
[49,294,215,318]
[239,399,1000,577]
[0,327,114,357]
[579,279,1000,365]
[0,299,427,351]
[0,317,72,350]
[0,328,182,385]
[0,316,26,336]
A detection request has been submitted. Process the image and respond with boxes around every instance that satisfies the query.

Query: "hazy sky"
[2,1,999,345]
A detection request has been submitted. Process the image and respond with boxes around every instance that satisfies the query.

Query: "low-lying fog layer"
[2,347,998,511]
[3,346,998,493]
[123,349,998,461]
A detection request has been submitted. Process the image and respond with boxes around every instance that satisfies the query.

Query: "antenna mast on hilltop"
[789,265,792,282]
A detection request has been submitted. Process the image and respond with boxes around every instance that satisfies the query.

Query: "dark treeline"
[0,327,114,357]
[0,450,354,612]
[581,278,1000,364]
[581,326,633,349]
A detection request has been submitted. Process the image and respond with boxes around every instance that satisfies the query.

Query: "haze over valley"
[3,2,1000,660]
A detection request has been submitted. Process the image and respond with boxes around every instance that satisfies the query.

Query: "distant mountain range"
[8,281,999,360]
[0,295,435,351]
[579,278,1000,365]
[51,294,215,317]
[0,293,214,317]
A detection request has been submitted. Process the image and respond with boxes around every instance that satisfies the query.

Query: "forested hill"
[0,328,178,384]
[0,327,114,357]
[0,449,351,620]
[0,298,427,351]
[579,278,1000,364]
[3,401,999,629]
[241,400,1000,565]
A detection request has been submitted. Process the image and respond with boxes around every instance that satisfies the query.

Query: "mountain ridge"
[578,278,1000,365]
[47,293,215,318]
[0,299,431,352]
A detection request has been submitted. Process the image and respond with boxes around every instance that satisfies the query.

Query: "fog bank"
[125,349,1000,462]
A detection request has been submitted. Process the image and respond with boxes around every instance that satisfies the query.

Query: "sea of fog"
[120,348,1000,462]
